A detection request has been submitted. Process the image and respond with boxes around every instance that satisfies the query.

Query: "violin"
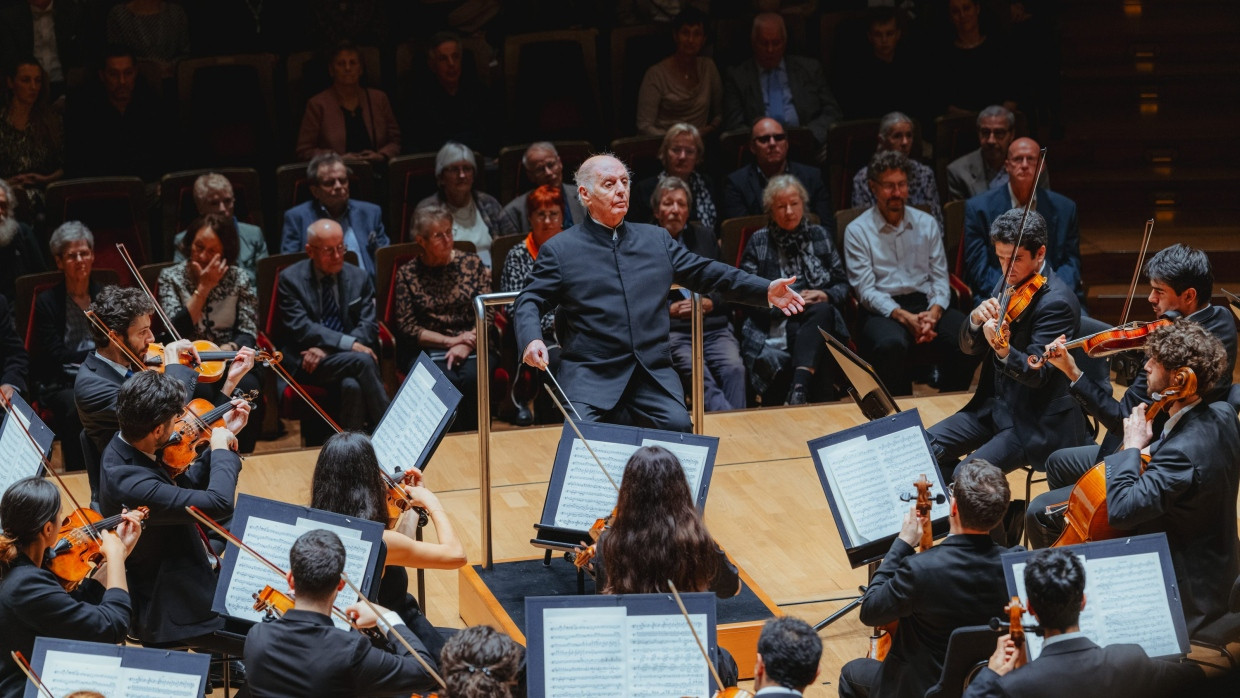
[572,511,613,569]
[143,341,280,383]
[1028,318,1173,368]
[993,273,1047,351]
[46,506,149,591]
[160,389,260,478]
[253,585,296,618]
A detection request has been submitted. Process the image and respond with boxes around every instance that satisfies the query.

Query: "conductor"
[514,154,805,431]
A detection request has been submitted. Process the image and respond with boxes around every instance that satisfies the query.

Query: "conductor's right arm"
[513,240,563,370]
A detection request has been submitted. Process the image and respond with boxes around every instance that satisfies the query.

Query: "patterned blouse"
[157,262,258,347]
[0,107,63,178]
[499,236,556,338]
[106,2,190,62]
[393,251,491,345]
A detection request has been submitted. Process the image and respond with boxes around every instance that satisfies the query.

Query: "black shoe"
[786,384,808,405]
[511,394,534,426]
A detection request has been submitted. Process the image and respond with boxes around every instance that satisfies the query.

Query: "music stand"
[1223,288,1240,323]
[819,328,901,420]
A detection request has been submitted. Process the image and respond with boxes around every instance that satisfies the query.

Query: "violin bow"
[996,148,1048,312]
[340,572,448,691]
[544,369,583,421]
[116,243,183,342]
[666,581,729,693]
[10,652,55,698]
[1117,219,1157,328]
[543,384,619,494]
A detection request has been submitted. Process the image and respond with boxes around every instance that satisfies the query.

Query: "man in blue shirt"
[281,153,388,280]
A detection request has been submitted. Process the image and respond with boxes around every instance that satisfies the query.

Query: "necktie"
[320,276,344,331]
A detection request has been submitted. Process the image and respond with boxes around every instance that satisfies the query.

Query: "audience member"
[0,177,46,302]
[281,152,389,279]
[752,616,823,697]
[845,151,976,396]
[832,7,926,120]
[0,58,63,212]
[721,117,832,228]
[0,296,27,408]
[440,625,526,698]
[308,0,387,48]
[295,41,401,164]
[630,123,719,229]
[723,12,842,149]
[615,0,709,25]
[172,173,269,276]
[850,111,943,228]
[106,0,189,69]
[500,141,584,237]
[936,0,1016,115]
[947,105,1016,201]
[278,218,389,432]
[63,46,172,182]
[740,174,849,405]
[655,177,745,412]
[0,0,92,99]
[635,8,723,137]
[416,141,515,266]
[32,221,98,472]
[394,204,491,432]
[403,32,496,154]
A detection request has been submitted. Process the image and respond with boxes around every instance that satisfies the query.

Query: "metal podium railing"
[472,288,705,569]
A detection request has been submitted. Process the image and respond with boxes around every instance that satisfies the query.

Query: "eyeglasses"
[753,133,788,144]
[309,243,346,256]
[422,230,453,242]
[532,209,562,221]
[61,251,93,261]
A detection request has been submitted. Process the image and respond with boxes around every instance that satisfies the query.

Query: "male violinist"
[926,209,1089,482]
[1027,244,1237,548]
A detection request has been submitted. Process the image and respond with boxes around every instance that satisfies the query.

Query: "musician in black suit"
[277,218,389,432]
[1027,244,1238,548]
[838,459,1018,698]
[720,118,833,228]
[927,209,1089,481]
[514,154,805,432]
[244,529,439,697]
[963,548,1201,698]
[752,616,822,697]
[97,370,249,650]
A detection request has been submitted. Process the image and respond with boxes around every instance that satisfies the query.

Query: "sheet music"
[372,362,449,475]
[0,407,44,498]
[641,439,708,496]
[542,607,627,698]
[118,667,202,697]
[870,428,950,521]
[625,613,710,698]
[552,440,634,530]
[41,651,121,697]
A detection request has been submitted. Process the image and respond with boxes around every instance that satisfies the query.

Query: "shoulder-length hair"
[310,432,389,526]
[182,213,240,265]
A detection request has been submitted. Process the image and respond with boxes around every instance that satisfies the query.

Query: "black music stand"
[819,327,901,420]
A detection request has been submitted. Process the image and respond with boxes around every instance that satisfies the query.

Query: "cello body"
[1051,463,1127,547]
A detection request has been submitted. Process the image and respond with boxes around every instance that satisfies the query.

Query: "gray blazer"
[723,55,842,146]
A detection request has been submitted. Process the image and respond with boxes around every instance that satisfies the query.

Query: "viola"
[160,390,259,478]
[253,585,296,618]
[1008,596,1026,650]
[1028,318,1173,368]
[46,506,149,591]
[993,274,1047,351]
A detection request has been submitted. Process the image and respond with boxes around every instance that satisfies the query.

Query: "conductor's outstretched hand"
[523,339,550,369]
[768,276,806,316]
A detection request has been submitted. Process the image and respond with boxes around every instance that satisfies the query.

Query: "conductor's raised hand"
[768,276,805,316]
[523,339,550,369]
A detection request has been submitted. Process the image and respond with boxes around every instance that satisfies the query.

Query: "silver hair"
[573,153,632,209]
[658,123,705,163]
[879,111,913,139]
[761,174,809,213]
[651,175,693,212]
[192,173,233,206]
[751,12,786,41]
[977,105,1015,130]
[49,221,95,257]
[435,141,476,178]
[521,141,558,170]
[306,152,348,183]
[412,203,454,238]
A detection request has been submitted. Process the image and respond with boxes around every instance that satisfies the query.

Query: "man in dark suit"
[1028,244,1237,548]
[722,12,842,148]
[278,218,389,432]
[515,154,805,432]
[281,153,388,280]
[1106,321,1240,635]
[98,370,249,650]
[244,529,439,696]
[927,209,1090,480]
[838,459,1018,698]
[964,548,1201,698]
[721,117,833,229]
[962,138,1081,306]
[752,616,821,697]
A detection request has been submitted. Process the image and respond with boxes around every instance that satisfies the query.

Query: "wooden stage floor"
[52,393,1240,696]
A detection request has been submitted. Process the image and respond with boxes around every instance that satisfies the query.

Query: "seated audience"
[106,0,189,69]
[654,177,745,412]
[752,616,823,697]
[0,177,46,303]
[723,12,842,149]
[850,112,943,229]
[33,221,98,472]
[499,185,565,426]
[500,141,584,237]
[0,294,28,406]
[832,8,927,120]
[395,204,491,432]
[440,625,526,698]
[278,218,389,432]
[0,477,141,698]
[243,529,440,697]
[845,152,976,396]
[416,141,515,266]
[947,105,1018,202]
[721,117,832,229]
[936,0,1016,115]
[172,173,268,276]
[295,41,401,164]
[630,122,718,229]
[1,58,63,213]
[635,8,723,137]
[282,152,389,280]
[740,174,849,405]
[0,0,91,99]
[64,45,172,182]
[403,31,497,154]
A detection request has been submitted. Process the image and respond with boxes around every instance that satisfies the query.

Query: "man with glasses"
[281,152,389,280]
[945,105,1019,202]
[171,173,268,276]
[721,117,833,229]
[277,218,388,434]
[500,142,584,235]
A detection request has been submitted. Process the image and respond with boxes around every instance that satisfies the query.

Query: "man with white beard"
[0,178,47,303]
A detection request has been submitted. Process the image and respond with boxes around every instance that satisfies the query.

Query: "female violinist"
[310,432,466,662]
[0,477,143,696]
[439,625,526,698]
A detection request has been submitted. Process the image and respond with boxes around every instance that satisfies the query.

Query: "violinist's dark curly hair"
[950,458,1009,532]
[116,370,187,441]
[289,529,346,600]
[1144,319,1227,391]
[310,431,389,526]
[989,208,1048,256]
[440,625,525,698]
[601,446,718,595]
[1023,548,1085,631]
[87,285,156,348]
[0,477,61,571]
[1144,243,1213,303]
[757,616,822,690]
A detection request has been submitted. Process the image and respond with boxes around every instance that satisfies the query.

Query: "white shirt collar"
[94,350,131,379]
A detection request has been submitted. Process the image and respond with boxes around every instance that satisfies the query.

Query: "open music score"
[370,352,462,477]
[24,638,210,698]
[0,392,53,499]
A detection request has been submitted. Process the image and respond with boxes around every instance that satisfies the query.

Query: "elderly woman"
[395,204,492,431]
[635,8,723,137]
[654,177,746,412]
[631,122,717,229]
[172,173,269,276]
[0,59,63,212]
[415,142,516,266]
[295,42,401,164]
[499,185,565,425]
[32,222,99,471]
[740,174,850,405]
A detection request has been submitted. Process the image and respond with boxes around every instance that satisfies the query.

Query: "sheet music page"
[40,650,121,697]
[542,607,627,698]
[625,613,710,698]
[0,408,44,498]
[641,439,709,497]
[818,436,897,545]
[870,427,950,521]
[372,362,449,475]
[119,667,202,697]
[553,440,635,530]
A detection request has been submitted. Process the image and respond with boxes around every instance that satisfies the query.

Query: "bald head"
[1006,138,1042,196]
[306,219,345,275]
[575,155,631,229]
